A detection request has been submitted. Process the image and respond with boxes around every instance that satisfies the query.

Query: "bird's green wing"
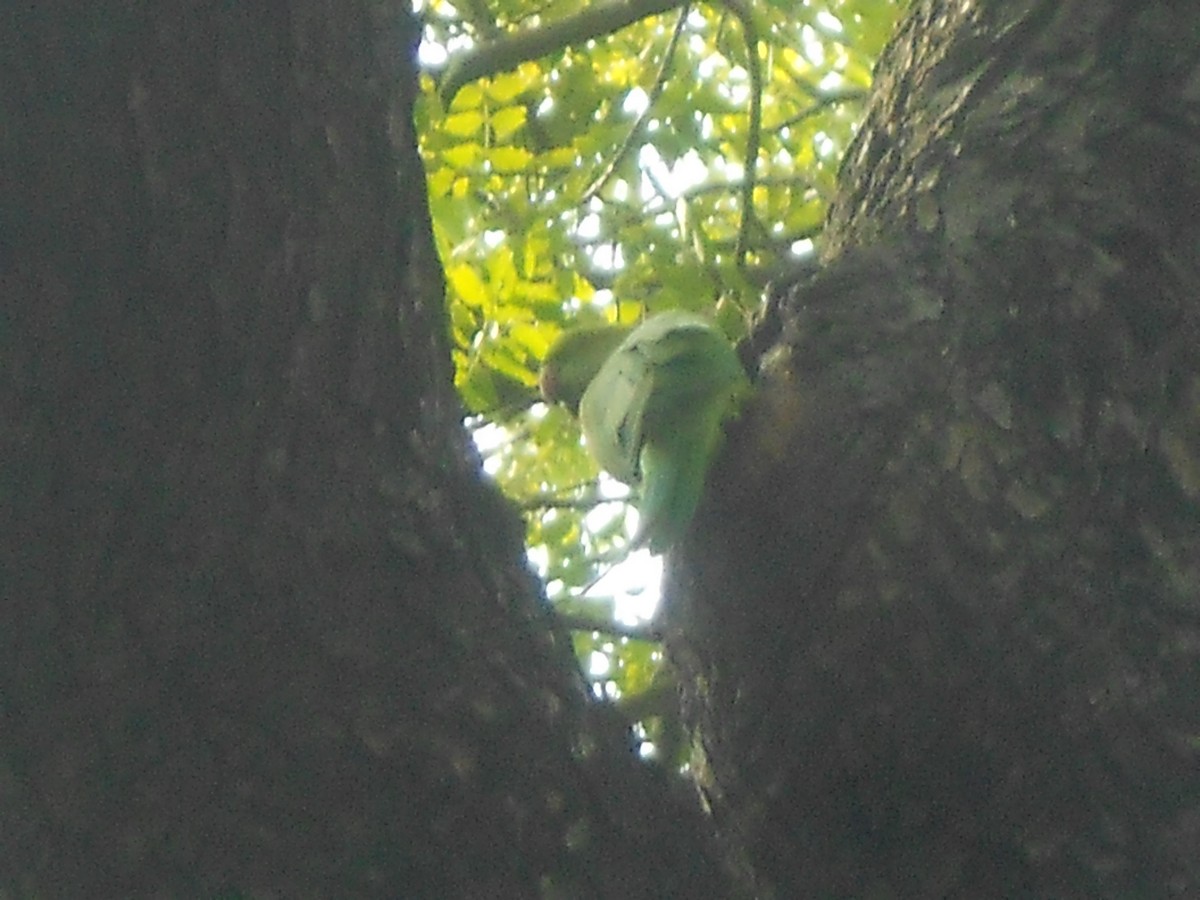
[633,401,729,553]
[578,312,713,482]
[577,338,654,483]
[579,311,751,551]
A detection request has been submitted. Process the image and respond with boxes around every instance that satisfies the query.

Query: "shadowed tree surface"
[1,1,1197,898]
[0,4,730,897]
[669,1,1200,896]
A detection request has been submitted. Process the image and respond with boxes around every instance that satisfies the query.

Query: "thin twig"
[556,613,665,642]
[720,0,763,274]
[582,4,692,203]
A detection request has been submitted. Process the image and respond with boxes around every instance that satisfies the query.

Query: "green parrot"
[540,310,751,553]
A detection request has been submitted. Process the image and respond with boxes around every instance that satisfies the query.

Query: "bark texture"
[669,1,1200,896]
[0,4,730,897]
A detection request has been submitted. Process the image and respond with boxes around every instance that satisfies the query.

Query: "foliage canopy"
[416,0,903,732]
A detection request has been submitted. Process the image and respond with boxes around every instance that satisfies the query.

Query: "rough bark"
[0,4,731,897]
[669,1,1200,896]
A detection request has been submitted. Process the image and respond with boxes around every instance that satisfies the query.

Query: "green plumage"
[541,311,750,553]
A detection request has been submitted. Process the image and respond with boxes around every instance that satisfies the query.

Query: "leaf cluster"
[417,0,901,720]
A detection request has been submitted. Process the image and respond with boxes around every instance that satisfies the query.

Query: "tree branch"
[720,0,763,272]
[440,0,687,104]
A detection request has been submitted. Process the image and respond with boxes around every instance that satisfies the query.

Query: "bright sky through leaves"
[416,0,902,719]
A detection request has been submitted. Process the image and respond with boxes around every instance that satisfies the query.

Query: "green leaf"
[419,0,904,690]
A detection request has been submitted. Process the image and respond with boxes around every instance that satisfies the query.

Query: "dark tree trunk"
[8,1,1198,897]
[0,4,729,897]
[670,1,1200,896]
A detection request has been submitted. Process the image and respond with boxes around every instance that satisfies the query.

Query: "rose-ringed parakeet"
[540,311,751,553]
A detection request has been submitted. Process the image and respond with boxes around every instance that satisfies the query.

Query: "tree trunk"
[7,1,1198,897]
[0,4,729,896]
[670,1,1200,896]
